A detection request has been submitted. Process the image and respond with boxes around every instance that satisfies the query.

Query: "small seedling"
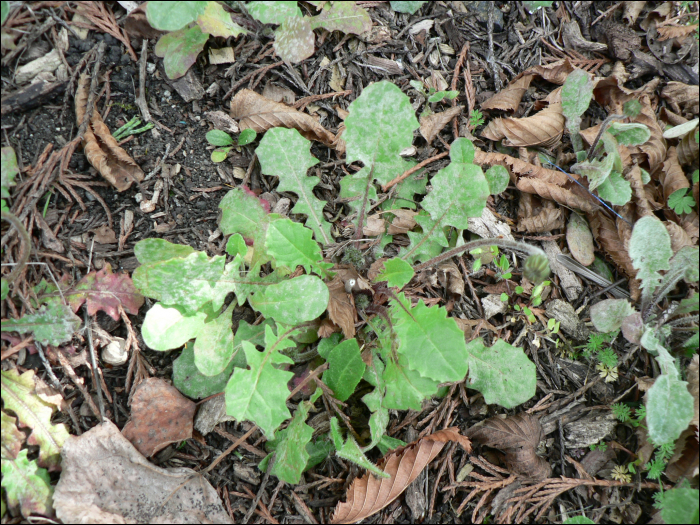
[206,129,257,162]
[468,108,485,129]
[547,318,560,334]
[611,464,631,483]
[668,188,696,215]
[113,116,154,141]
[611,402,632,423]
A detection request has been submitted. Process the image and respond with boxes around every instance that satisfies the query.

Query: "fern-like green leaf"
[256,128,332,245]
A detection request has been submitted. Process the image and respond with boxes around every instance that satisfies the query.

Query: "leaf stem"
[381,150,449,192]
[412,238,547,274]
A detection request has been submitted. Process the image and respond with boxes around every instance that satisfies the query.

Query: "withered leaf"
[230,88,336,147]
[481,75,533,112]
[466,413,551,479]
[331,428,471,524]
[387,209,417,235]
[481,103,565,148]
[75,74,144,191]
[419,105,462,145]
[121,378,195,457]
[516,177,598,214]
[518,207,564,233]
[662,146,690,201]
[326,273,357,339]
[437,261,464,296]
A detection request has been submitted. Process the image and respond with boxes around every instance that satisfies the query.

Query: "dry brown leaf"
[330,428,471,524]
[367,257,388,282]
[75,74,144,191]
[325,273,357,339]
[627,164,654,217]
[473,149,568,186]
[588,212,641,300]
[623,1,647,26]
[121,378,196,457]
[230,88,336,147]
[525,59,576,85]
[661,146,690,202]
[677,126,700,165]
[661,81,699,116]
[666,221,695,252]
[480,75,533,112]
[656,23,699,41]
[516,178,598,213]
[437,261,465,296]
[517,207,563,233]
[682,211,699,243]
[666,428,699,482]
[481,103,565,148]
[363,214,386,237]
[419,106,463,145]
[262,82,296,105]
[466,414,551,479]
[387,209,417,235]
[562,20,608,52]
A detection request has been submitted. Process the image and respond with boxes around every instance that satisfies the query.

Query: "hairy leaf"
[590,299,636,333]
[265,218,327,276]
[256,128,332,245]
[324,338,365,402]
[273,15,314,63]
[390,293,468,382]
[465,338,536,408]
[561,69,593,122]
[154,25,208,79]
[375,258,414,288]
[422,138,490,229]
[629,216,672,293]
[389,1,427,14]
[225,326,295,439]
[310,2,372,34]
[196,1,247,38]
[135,238,195,264]
[485,165,510,195]
[266,401,313,484]
[247,0,301,24]
[193,303,235,376]
[146,0,205,31]
[646,374,694,445]
[399,210,449,264]
[142,304,207,351]
[249,275,329,325]
[1,146,19,198]
[608,121,651,146]
[219,187,270,261]
[1,450,53,518]
[172,341,236,399]
[344,81,418,187]
[596,170,632,206]
[133,251,225,314]
[1,369,70,471]
[659,484,700,525]
[1,302,80,346]
[332,417,389,479]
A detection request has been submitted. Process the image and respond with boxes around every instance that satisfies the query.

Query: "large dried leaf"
[75,74,144,191]
[331,428,471,524]
[230,88,336,147]
[54,420,232,524]
[474,148,568,186]
[121,378,196,457]
[688,354,699,430]
[665,221,695,253]
[326,272,357,339]
[419,106,462,144]
[480,75,533,112]
[466,413,551,479]
[482,103,565,148]
[662,146,691,201]
[516,177,598,213]
[517,207,563,233]
[661,81,699,116]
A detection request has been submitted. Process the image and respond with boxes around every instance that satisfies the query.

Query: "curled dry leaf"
[325,268,361,339]
[666,221,695,254]
[660,81,699,116]
[54,420,232,524]
[677,126,699,165]
[230,88,336,148]
[387,209,417,235]
[665,428,699,482]
[466,413,552,479]
[661,146,690,201]
[363,214,386,237]
[562,20,608,52]
[480,75,533,112]
[518,207,564,233]
[75,74,144,191]
[419,106,463,144]
[331,428,471,524]
[628,164,654,217]
[481,103,565,148]
[437,261,465,296]
[473,148,567,186]
[121,377,196,457]
[516,177,598,214]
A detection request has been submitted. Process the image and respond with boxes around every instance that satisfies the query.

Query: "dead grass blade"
[75,74,144,191]
[230,88,337,147]
[466,414,551,480]
[331,428,471,524]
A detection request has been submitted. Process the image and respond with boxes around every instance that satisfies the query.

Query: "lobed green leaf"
[249,275,329,325]
[142,304,207,351]
[247,1,301,24]
[265,217,326,275]
[1,302,80,346]
[309,1,372,34]
[375,258,414,288]
[196,1,247,38]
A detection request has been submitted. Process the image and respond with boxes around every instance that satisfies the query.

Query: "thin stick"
[381,151,449,192]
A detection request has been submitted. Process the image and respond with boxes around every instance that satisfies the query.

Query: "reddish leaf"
[466,413,551,479]
[121,378,196,457]
[68,263,144,321]
[331,428,471,524]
